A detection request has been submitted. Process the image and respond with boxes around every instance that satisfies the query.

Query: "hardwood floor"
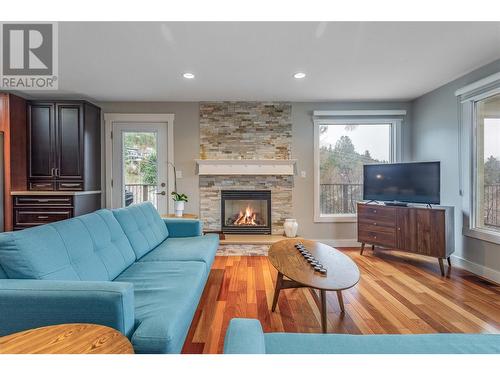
[182,248,500,354]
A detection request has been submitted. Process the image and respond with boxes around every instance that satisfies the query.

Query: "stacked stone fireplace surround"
[199,102,293,255]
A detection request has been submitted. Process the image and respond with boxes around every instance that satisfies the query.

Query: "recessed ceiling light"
[293,72,306,79]
[183,72,195,79]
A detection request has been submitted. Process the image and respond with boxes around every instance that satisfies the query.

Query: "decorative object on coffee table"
[0,324,134,354]
[268,239,360,333]
[284,218,299,237]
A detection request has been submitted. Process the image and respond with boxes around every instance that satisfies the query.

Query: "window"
[474,93,500,233]
[313,114,402,222]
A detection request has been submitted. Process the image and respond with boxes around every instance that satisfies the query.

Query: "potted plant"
[171,192,188,217]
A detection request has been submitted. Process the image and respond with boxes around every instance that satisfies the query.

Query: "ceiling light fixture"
[183,72,195,79]
[293,72,306,79]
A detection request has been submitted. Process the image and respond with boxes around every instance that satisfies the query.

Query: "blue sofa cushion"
[0,264,7,279]
[113,202,169,259]
[138,234,219,273]
[0,209,136,281]
[115,261,207,354]
[264,332,500,354]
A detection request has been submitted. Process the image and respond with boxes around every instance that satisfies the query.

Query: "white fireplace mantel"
[195,159,297,175]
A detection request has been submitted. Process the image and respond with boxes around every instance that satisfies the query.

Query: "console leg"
[447,256,451,267]
[371,244,375,251]
[360,243,365,255]
[438,258,445,276]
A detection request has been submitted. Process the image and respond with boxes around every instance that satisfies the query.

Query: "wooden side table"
[162,213,198,219]
[0,324,134,354]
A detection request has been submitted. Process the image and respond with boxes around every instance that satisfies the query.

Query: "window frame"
[456,72,500,245]
[467,89,500,241]
[313,116,402,223]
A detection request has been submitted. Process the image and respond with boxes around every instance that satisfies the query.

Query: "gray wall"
[99,100,412,241]
[411,59,500,276]
[292,102,412,240]
[98,102,200,214]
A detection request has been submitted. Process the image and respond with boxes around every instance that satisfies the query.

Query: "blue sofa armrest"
[164,218,202,237]
[223,318,266,354]
[0,279,135,337]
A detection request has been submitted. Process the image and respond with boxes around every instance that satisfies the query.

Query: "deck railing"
[124,184,158,207]
[484,184,500,228]
[320,183,500,228]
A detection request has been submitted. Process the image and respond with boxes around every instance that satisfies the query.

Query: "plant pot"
[284,218,298,238]
[174,201,185,217]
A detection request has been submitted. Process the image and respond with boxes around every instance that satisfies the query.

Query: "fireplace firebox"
[221,190,271,234]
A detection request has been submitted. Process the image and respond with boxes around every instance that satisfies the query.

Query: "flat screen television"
[363,162,440,205]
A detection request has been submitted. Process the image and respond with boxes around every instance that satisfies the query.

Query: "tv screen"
[363,162,440,204]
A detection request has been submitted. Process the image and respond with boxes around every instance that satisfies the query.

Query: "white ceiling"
[19,22,500,102]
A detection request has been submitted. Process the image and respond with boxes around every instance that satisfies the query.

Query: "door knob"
[156,191,166,196]
[160,182,166,187]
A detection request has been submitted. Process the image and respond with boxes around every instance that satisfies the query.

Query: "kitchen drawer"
[358,228,396,247]
[14,196,73,206]
[57,181,83,191]
[14,208,73,227]
[29,181,55,191]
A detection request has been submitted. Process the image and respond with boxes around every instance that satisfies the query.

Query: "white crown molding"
[195,159,297,175]
[313,110,407,117]
[455,71,500,97]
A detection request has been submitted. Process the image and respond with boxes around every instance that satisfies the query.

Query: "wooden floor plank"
[182,249,500,354]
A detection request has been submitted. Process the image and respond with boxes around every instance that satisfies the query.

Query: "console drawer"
[14,196,73,206]
[358,228,396,247]
[358,205,396,224]
[14,208,73,227]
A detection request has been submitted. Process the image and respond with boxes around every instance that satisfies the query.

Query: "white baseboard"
[450,255,500,284]
[312,238,361,248]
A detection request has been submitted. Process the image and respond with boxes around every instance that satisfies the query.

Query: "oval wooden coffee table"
[0,324,134,354]
[268,239,360,333]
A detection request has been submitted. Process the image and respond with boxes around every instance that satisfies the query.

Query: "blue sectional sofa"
[0,202,219,354]
[224,319,500,354]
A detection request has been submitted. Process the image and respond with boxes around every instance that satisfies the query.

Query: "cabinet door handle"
[51,168,55,176]
[55,168,59,177]
[37,215,49,219]
[373,222,377,226]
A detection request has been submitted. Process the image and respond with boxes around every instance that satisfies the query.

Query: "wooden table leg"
[320,289,327,333]
[371,244,375,251]
[336,290,345,313]
[438,258,445,276]
[271,271,283,312]
[360,243,365,255]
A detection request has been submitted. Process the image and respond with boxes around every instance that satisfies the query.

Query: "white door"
[105,114,174,215]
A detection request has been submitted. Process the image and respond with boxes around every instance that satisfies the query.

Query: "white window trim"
[313,116,402,223]
[457,71,500,244]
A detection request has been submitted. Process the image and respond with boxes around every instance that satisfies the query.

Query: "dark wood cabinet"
[27,100,101,191]
[357,203,454,276]
[13,192,101,230]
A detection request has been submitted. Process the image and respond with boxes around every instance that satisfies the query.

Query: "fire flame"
[234,205,257,225]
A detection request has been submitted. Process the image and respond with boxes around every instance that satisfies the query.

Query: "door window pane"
[319,124,391,215]
[476,94,500,231]
[122,132,158,208]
